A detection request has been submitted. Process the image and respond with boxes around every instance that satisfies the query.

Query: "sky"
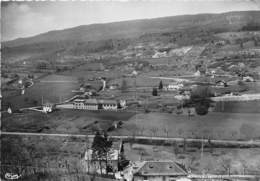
[1,0,260,41]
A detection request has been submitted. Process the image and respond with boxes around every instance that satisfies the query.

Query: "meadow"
[112,112,260,140]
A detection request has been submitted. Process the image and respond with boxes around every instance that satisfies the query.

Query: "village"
[1,3,260,181]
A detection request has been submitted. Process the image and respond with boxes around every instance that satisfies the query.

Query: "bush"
[144,108,151,113]
[195,101,210,115]
[121,79,128,92]
[152,88,158,96]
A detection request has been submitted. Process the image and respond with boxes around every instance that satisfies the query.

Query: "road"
[1,131,260,147]
[39,80,78,83]
[188,174,260,179]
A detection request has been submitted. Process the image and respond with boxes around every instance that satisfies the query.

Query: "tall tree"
[121,79,127,92]
[1,137,32,178]
[239,39,244,49]
[152,88,158,96]
[254,37,258,47]
[91,131,112,175]
[158,80,163,90]
[190,86,213,115]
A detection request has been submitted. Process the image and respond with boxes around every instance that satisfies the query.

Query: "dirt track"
[2,131,260,147]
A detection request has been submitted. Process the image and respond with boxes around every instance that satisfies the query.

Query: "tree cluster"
[91,131,113,175]
[190,86,213,115]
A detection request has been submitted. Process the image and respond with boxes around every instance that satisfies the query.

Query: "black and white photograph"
[1,0,260,180]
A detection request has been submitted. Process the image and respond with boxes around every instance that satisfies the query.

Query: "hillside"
[3,11,260,48]
[1,11,260,64]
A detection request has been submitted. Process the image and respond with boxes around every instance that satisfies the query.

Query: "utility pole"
[201,135,204,175]
[134,75,137,101]
[201,136,204,160]
[41,96,44,105]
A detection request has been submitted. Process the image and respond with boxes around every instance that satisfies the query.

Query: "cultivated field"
[112,112,260,140]
[2,109,135,134]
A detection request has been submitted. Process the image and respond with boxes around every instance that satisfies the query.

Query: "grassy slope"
[112,112,260,140]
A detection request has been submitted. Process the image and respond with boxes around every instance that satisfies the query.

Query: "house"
[119,100,127,108]
[152,51,167,58]
[214,40,226,47]
[100,100,118,110]
[215,80,227,88]
[194,70,201,77]
[83,141,124,174]
[164,84,184,91]
[132,70,138,76]
[109,84,119,90]
[73,99,99,110]
[174,94,190,101]
[121,161,188,181]
[242,76,254,82]
[7,107,12,114]
[72,99,126,111]
[43,103,55,113]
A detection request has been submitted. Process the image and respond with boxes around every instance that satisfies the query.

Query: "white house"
[72,99,126,111]
[43,103,55,113]
[152,51,167,58]
[7,107,12,114]
[119,100,127,108]
[100,100,118,110]
[194,70,201,77]
[174,94,190,101]
[242,76,254,82]
[73,99,99,110]
[164,83,184,91]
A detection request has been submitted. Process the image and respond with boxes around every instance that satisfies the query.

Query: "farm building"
[99,100,118,110]
[73,99,99,110]
[164,83,184,91]
[72,98,126,110]
[43,103,55,113]
[215,80,227,88]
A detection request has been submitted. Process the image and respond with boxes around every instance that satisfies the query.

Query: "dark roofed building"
[133,161,188,181]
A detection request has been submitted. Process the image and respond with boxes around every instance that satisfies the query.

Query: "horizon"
[3,10,260,43]
[4,10,259,43]
[2,0,260,42]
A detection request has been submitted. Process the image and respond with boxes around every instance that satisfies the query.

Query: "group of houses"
[72,98,127,111]
[82,140,189,181]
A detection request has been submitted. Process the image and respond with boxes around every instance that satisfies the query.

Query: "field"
[214,100,260,113]
[2,109,135,134]
[124,143,260,174]
[1,74,79,110]
[111,112,260,140]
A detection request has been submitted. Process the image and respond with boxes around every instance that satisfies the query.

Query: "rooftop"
[135,161,187,176]
[99,100,118,105]
[73,99,118,105]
